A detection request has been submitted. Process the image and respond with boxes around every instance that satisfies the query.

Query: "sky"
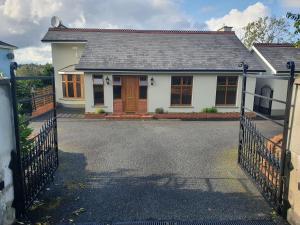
[0,0,299,64]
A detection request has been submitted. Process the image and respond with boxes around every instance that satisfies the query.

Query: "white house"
[0,41,17,78]
[42,23,264,115]
[252,43,300,116]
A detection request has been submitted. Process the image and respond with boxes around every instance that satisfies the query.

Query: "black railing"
[238,61,295,217]
[10,62,58,217]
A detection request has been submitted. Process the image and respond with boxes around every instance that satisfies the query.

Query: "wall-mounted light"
[150,77,154,86]
[105,76,110,85]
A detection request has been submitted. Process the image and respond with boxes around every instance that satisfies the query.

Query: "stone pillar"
[287,77,300,225]
[0,79,15,225]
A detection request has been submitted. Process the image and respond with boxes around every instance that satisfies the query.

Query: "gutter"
[74,68,265,74]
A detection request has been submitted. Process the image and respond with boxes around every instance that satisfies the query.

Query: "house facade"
[0,41,17,78]
[42,26,264,114]
[252,43,300,116]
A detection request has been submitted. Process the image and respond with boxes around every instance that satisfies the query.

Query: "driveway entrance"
[27,119,284,224]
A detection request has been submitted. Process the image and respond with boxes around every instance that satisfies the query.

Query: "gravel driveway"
[27,118,283,224]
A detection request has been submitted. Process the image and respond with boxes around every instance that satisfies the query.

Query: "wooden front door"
[123,76,139,113]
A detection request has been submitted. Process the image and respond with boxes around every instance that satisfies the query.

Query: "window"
[139,76,148,99]
[171,76,193,105]
[62,74,83,98]
[215,76,238,105]
[93,75,104,105]
[113,76,122,100]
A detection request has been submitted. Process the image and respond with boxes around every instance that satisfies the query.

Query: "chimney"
[217,26,233,32]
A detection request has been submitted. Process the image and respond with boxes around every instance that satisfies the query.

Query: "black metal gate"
[9,62,58,217]
[238,61,295,217]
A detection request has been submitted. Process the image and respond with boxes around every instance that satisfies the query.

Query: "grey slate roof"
[253,43,300,73]
[42,28,265,72]
[0,41,17,49]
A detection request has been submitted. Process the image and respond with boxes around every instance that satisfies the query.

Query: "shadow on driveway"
[26,150,276,224]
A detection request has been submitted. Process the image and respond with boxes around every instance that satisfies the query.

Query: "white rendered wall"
[0,80,15,225]
[287,79,300,225]
[84,73,113,113]
[84,73,255,113]
[51,43,86,107]
[148,74,254,113]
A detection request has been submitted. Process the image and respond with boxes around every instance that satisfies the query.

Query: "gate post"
[279,61,295,217]
[9,62,26,218]
[286,63,300,225]
[238,62,248,163]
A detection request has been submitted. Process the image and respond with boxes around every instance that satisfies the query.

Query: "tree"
[242,16,293,48]
[287,12,300,47]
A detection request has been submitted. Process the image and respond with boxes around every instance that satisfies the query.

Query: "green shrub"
[95,108,106,114]
[202,107,218,113]
[155,107,164,114]
[18,104,34,155]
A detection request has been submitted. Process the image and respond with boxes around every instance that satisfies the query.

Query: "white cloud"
[1,0,62,22]
[0,0,194,64]
[206,2,269,37]
[69,12,86,28]
[281,0,300,8]
[15,45,52,64]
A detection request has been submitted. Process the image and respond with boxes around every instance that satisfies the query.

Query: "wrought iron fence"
[9,62,58,217]
[238,62,295,218]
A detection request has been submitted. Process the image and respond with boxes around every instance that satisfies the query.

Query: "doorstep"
[84,112,256,120]
[85,113,154,120]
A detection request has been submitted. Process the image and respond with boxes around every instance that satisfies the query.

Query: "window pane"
[67,74,73,81]
[171,76,181,85]
[113,76,121,85]
[139,86,147,99]
[228,76,238,85]
[76,75,81,82]
[216,86,226,105]
[140,76,148,86]
[94,85,104,104]
[113,86,122,99]
[226,86,237,104]
[68,83,74,97]
[182,76,193,85]
[217,76,226,85]
[93,75,103,85]
[76,83,81,97]
[182,86,192,104]
[171,86,181,105]
[62,82,67,97]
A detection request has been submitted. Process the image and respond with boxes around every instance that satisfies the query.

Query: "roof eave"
[74,67,265,73]
[41,39,87,43]
[277,70,300,74]
[0,44,17,50]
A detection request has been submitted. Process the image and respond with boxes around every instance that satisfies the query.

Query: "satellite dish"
[6,52,14,60]
[51,16,61,28]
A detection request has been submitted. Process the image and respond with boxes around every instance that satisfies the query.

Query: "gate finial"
[239,61,248,74]
[287,61,295,71]
[10,62,18,78]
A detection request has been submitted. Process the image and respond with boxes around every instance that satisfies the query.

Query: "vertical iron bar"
[238,62,248,163]
[9,62,26,217]
[279,61,295,217]
[52,73,59,167]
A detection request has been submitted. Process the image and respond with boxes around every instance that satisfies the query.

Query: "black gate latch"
[0,180,4,191]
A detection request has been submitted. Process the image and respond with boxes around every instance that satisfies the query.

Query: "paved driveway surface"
[28,119,283,224]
